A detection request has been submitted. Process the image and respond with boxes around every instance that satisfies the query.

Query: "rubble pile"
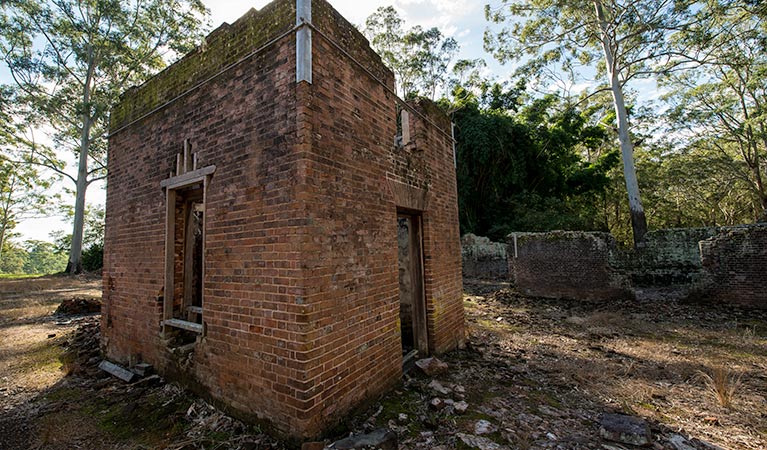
[55,296,102,315]
[61,316,102,377]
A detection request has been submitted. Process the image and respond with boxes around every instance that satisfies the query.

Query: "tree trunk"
[594,0,648,247]
[67,47,95,275]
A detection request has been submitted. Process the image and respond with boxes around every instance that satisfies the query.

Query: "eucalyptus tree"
[0,86,55,264]
[485,0,696,246]
[663,0,767,221]
[0,0,209,273]
[364,6,458,100]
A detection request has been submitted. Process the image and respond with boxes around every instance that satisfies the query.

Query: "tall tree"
[0,86,56,263]
[0,0,209,273]
[364,6,458,100]
[485,0,695,246]
[663,0,767,221]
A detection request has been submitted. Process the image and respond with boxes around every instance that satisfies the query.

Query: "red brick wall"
[509,231,632,301]
[105,0,307,433]
[699,225,767,308]
[105,0,464,440]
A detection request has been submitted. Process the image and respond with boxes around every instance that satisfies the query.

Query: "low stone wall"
[698,225,767,308]
[620,228,721,287]
[508,231,632,301]
[461,234,508,279]
[481,226,767,307]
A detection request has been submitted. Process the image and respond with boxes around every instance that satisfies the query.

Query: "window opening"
[160,140,214,340]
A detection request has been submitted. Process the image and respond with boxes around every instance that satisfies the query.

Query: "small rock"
[428,379,451,395]
[331,429,397,450]
[415,357,448,376]
[546,432,557,440]
[454,401,469,414]
[429,398,445,410]
[668,434,696,450]
[457,433,507,450]
[454,384,466,394]
[538,405,563,417]
[474,419,497,435]
[131,363,153,377]
[397,413,408,424]
[599,413,652,447]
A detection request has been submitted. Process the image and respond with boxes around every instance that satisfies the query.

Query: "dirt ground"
[0,276,765,449]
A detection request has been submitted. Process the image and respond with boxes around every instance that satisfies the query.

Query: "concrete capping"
[296,0,312,83]
[388,178,428,211]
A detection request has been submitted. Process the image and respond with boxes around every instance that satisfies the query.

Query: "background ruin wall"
[461,226,766,308]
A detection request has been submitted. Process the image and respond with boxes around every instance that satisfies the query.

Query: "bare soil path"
[0,276,765,449]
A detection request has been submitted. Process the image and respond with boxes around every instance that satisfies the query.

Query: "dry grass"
[698,366,743,409]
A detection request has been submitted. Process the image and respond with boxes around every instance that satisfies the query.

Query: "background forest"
[0,0,765,274]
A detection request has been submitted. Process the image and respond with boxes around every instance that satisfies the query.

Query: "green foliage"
[449,84,616,240]
[0,0,209,273]
[0,239,65,275]
[364,6,458,99]
[23,240,66,274]
[661,0,767,221]
[81,242,103,272]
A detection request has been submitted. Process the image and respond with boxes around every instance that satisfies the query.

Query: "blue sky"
[9,0,512,242]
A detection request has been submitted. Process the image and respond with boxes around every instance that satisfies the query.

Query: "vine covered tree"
[0,0,209,273]
[485,0,696,246]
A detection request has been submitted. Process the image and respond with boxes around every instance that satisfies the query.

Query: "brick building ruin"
[103,0,465,440]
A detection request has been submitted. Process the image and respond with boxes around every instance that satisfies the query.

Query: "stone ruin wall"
[460,234,508,279]
[460,225,767,308]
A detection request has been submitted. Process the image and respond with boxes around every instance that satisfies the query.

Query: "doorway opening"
[397,211,428,364]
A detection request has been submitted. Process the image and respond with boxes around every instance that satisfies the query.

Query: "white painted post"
[451,122,457,168]
[513,233,518,259]
[401,110,410,145]
[296,0,312,84]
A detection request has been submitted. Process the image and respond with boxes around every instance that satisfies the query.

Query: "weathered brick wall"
[105,0,464,441]
[508,231,632,301]
[296,1,464,435]
[461,234,508,279]
[698,225,767,308]
[105,0,308,436]
[620,227,721,286]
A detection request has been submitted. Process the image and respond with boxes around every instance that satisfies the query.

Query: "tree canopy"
[0,0,209,273]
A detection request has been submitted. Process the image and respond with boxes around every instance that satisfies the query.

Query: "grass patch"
[0,273,45,279]
[15,339,65,376]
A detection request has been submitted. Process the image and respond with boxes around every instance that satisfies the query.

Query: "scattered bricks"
[56,297,101,315]
[131,363,153,377]
[415,357,449,377]
[599,413,652,447]
[99,360,137,383]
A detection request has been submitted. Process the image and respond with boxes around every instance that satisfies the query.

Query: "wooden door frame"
[398,210,428,356]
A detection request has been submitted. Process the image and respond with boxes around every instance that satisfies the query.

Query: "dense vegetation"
[0,0,764,269]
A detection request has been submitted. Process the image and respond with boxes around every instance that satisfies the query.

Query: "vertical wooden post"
[164,188,176,328]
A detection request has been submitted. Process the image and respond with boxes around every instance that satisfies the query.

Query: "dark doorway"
[397,212,428,357]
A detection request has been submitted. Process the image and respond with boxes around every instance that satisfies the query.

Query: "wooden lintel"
[161,165,216,190]
[163,318,203,334]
